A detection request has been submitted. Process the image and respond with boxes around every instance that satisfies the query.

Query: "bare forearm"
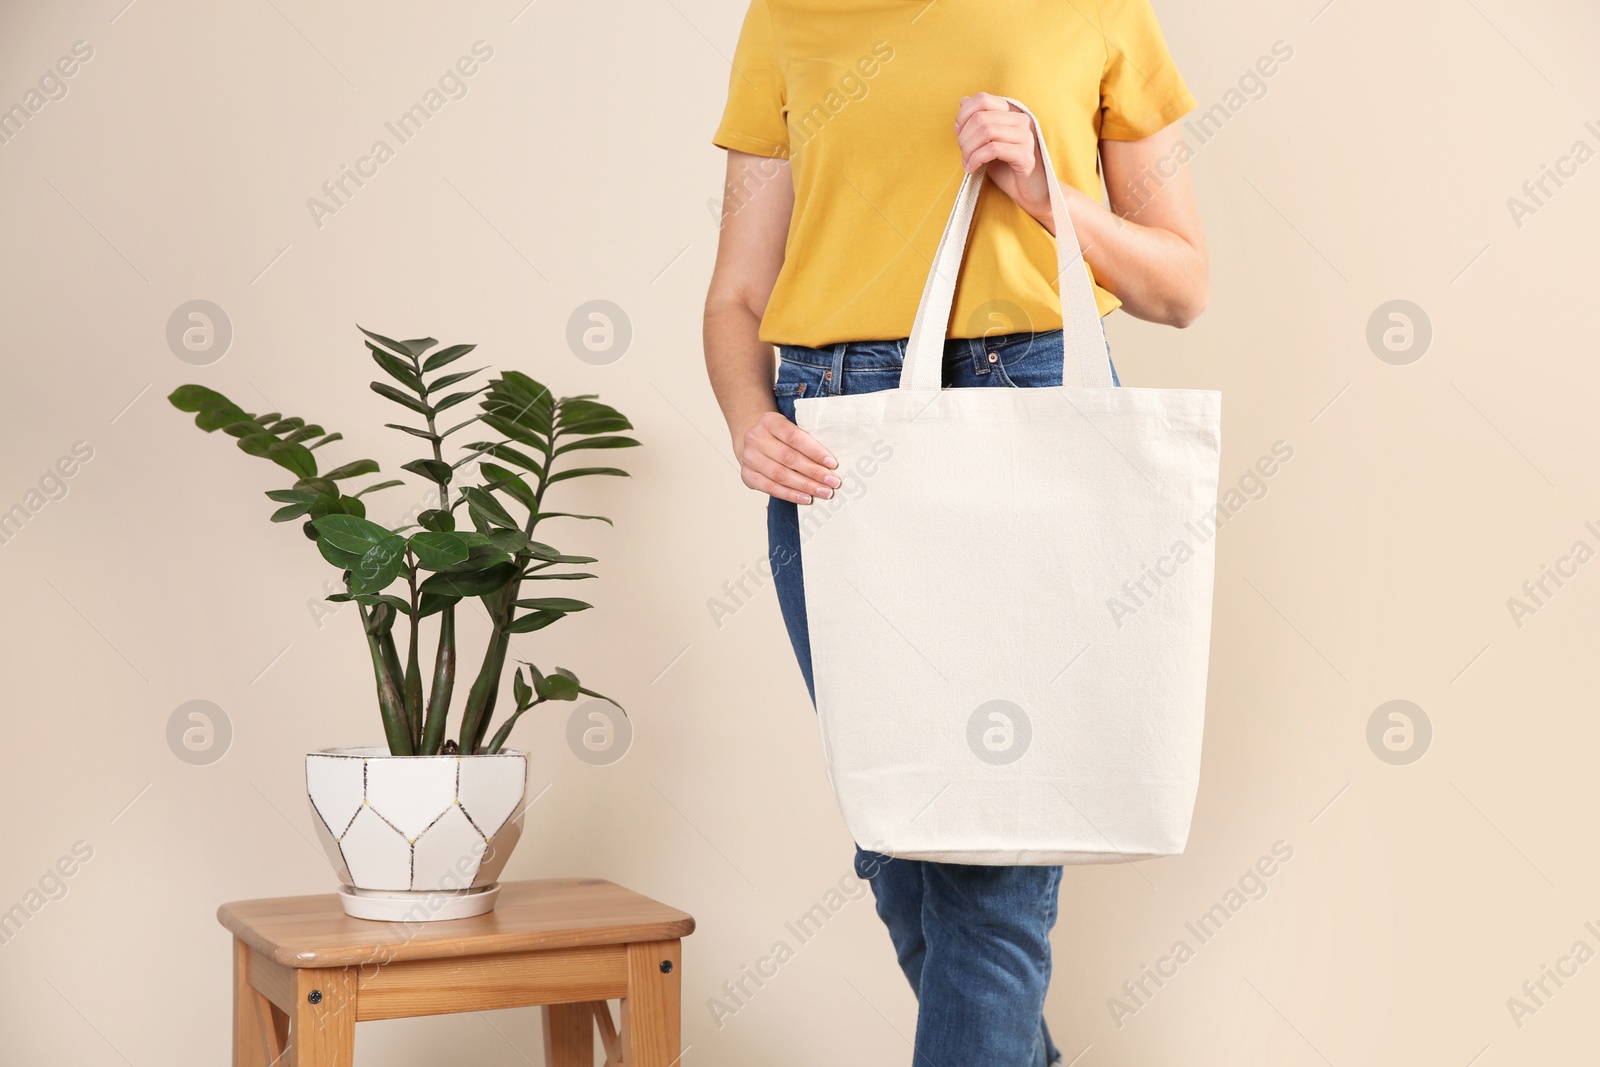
[703,296,778,446]
[1044,186,1208,328]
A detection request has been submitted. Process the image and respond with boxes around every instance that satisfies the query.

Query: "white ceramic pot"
[305,747,528,922]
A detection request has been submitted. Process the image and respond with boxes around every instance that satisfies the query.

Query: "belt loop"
[830,341,847,394]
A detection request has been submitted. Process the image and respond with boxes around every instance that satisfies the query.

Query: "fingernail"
[824,474,841,488]
[798,494,813,505]
[824,455,838,468]
[815,486,834,499]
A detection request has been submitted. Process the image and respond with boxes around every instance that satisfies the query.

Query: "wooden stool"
[218,877,695,1066]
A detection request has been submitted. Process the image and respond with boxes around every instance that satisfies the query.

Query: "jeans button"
[987,351,999,364]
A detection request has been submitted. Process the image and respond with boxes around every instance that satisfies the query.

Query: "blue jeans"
[767,328,1117,1067]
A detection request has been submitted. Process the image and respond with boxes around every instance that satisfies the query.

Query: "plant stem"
[458,622,507,755]
[402,556,424,750]
[359,603,414,756]
[485,696,546,754]
[466,422,562,753]
[420,606,455,755]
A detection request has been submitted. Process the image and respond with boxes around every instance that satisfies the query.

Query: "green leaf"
[352,479,404,499]
[348,539,406,594]
[527,549,597,564]
[365,344,424,392]
[265,489,315,504]
[537,512,613,525]
[416,591,462,618]
[552,435,640,456]
[439,412,487,438]
[317,538,365,569]
[408,531,469,570]
[168,384,229,413]
[534,670,581,701]
[402,458,453,485]
[324,459,381,481]
[557,399,632,434]
[559,419,635,437]
[479,462,537,511]
[418,561,519,598]
[355,593,411,614]
[339,496,367,518]
[481,415,547,451]
[438,542,512,573]
[371,382,432,416]
[522,571,596,581]
[307,432,343,450]
[307,493,343,521]
[271,501,312,522]
[313,514,397,553]
[427,368,486,392]
[265,441,317,478]
[513,598,592,612]
[358,326,435,359]
[512,669,532,710]
[433,388,486,414]
[505,610,564,634]
[281,423,326,445]
[547,466,628,484]
[365,602,400,636]
[423,343,477,372]
[488,528,533,555]
[418,509,455,533]
[236,433,275,457]
[385,423,439,442]
[465,441,545,477]
[461,486,518,530]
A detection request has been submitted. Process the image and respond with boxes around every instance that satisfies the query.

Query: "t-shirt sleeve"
[1097,0,1197,140]
[712,0,790,158]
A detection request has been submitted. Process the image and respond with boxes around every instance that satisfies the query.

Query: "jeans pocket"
[993,330,1065,388]
[774,356,830,419]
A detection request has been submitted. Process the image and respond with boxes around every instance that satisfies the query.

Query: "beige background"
[2,0,1598,1063]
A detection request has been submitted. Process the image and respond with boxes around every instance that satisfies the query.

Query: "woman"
[702,2,1206,1063]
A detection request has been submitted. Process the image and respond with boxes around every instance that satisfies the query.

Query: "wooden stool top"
[218,878,695,968]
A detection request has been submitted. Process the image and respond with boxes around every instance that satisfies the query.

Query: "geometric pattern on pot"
[472,808,526,887]
[456,755,527,838]
[365,756,458,839]
[339,805,413,890]
[413,804,486,891]
[305,753,365,837]
[305,750,528,892]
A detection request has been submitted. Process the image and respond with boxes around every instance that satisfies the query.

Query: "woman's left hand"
[955,93,1052,225]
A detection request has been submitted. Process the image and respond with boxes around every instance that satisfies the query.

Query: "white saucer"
[337,884,500,922]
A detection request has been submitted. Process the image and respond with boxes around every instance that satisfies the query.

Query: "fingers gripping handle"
[899,97,1113,392]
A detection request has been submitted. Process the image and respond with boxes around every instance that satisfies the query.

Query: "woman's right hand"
[735,410,841,505]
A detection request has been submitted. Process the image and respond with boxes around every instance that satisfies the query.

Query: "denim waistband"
[778,329,1062,369]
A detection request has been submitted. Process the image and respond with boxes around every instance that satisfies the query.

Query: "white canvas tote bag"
[794,99,1221,865]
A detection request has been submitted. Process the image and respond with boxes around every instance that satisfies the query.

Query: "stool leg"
[541,1001,596,1066]
[621,940,682,1067]
[288,967,356,1067]
[234,940,278,1067]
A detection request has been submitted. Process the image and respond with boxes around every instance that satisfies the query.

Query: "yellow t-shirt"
[713,0,1196,347]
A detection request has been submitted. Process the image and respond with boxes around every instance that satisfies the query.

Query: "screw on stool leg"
[307,989,323,1004]
[659,960,673,974]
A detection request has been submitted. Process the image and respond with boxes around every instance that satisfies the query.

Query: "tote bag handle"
[901,97,1114,392]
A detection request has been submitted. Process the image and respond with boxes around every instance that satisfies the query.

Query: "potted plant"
[170,327,637,920]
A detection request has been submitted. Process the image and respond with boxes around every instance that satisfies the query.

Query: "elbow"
[1164,269,1209,329]
[1167,289,1207,329]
